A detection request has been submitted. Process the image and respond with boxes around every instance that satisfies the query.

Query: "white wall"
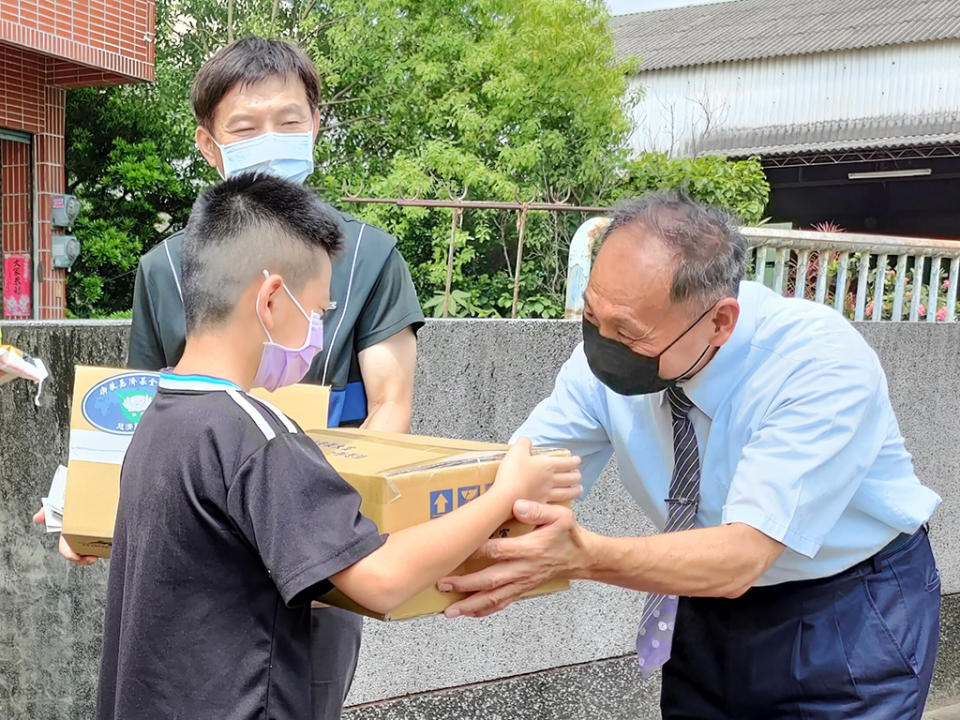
[629,40,960,156]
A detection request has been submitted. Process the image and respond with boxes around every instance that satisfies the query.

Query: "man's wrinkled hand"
[32,506,99,566]
[437,499,588,618]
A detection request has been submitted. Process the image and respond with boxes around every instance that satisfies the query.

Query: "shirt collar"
[657,281,760,419]
[159,371,241,392]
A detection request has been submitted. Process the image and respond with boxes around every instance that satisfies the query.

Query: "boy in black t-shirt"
[96,174,582,720]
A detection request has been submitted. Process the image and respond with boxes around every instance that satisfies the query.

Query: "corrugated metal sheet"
[612,0,960,71]
[629,41,960,157]
[700,123,960,157]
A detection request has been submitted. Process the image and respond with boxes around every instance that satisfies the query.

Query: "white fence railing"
[565,221,960,323]
[743,228,960,323]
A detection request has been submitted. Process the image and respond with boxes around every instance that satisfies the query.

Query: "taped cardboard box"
[311,428,570,620]
[61,366,330,557]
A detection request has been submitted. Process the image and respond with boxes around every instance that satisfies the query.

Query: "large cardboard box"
[61,366,330,557]
[311,428,570,620]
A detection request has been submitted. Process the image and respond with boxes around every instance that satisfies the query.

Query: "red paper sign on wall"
[3,253,32,319]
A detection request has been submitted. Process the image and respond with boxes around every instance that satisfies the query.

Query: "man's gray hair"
[603,192,746,305]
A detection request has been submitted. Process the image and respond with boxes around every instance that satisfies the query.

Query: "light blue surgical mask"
[214,126,315,183]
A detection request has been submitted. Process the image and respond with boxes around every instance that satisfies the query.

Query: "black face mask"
[582,306,714,396]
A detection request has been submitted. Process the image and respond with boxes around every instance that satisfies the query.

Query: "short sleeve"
[722,357,887,558]
[127,260,166,371]
[226,433,385,606]
[354,247,425,351]
[511,344,614,493]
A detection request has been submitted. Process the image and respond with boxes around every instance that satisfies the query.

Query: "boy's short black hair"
[190,37,321,129]
[181,172,342,333]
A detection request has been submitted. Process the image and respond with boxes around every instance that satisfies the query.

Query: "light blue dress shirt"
[513,281,941,584]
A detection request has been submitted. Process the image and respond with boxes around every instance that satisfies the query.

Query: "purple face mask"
[253,272,325,392]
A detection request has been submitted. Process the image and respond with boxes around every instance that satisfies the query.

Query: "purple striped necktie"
[636,385,700,680]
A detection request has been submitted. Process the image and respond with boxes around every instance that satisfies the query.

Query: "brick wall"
[0,44,43,134]
[1,139,33,316]
[0,1,154,82]
[0,48,67,319]
[36,85,66,318]
[0,2,155,319]
[0,140,31,258]
[0,45,40,319]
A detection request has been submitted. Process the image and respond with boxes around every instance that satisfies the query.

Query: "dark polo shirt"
[127,210,424,426]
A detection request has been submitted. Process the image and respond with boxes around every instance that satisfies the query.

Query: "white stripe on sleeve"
[226,388,276,441]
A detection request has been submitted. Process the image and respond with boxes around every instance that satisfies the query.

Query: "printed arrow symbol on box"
[434,494,449,514]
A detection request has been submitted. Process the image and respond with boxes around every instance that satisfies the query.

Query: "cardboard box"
[61,366,331,557]
[250,382,331,433]
[311,428,570,620]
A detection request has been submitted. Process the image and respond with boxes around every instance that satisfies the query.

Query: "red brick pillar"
[1,138,32,319]
[36,84,66,319]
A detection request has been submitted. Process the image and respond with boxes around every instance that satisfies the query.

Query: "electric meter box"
[51,194,80,227]
[52,235,81,269]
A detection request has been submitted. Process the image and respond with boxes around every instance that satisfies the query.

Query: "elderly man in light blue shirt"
[440,194,942,719]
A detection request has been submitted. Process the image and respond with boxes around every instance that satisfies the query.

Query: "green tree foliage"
[66,137,195,316]
[65,0,771,318]
[619,153,771,226]
[64,0,201,316]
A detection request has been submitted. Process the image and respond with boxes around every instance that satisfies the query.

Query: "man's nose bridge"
[595,316,621,342]
[586,294,622,341]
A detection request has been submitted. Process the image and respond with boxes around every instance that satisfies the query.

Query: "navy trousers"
[661,529,941,719]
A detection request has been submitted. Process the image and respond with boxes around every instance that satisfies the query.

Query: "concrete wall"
[1,319,958,719]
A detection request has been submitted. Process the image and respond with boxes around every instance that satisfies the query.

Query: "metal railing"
[566,220,960,323]
[743,227,960,323]
[342,193,607,318]
[338,192,960,323]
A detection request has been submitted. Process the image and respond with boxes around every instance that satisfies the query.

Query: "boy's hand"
[32,507,99,566]
[495,437,582,505]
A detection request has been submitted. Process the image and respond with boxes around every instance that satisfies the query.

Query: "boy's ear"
[256,273,285,331]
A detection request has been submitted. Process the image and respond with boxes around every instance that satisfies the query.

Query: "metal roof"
[698,113,960,157]
[611,0,960,71]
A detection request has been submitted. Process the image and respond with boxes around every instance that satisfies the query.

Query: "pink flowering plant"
[751,251,959,321]
[865,270,958,321]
